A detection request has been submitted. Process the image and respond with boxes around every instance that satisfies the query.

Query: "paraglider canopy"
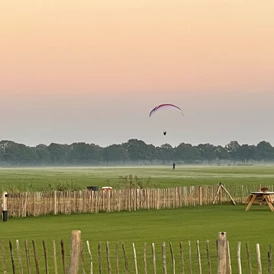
[149,103,184,117]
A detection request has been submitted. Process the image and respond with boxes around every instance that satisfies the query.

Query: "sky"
[0,0,273,148]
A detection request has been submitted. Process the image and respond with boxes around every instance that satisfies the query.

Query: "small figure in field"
[173,162,176,170]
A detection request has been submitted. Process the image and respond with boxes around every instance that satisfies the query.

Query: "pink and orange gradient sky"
[0,0,274,147]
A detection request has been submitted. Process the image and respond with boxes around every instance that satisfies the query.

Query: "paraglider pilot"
[163,131,167,135]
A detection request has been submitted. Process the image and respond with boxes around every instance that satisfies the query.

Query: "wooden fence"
[3,184,273,218]
[1,231,273,274]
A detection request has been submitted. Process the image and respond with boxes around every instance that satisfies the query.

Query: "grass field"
[1,164,274,192]
[1,165,274,272]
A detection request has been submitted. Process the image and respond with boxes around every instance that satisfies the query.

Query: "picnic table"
[245,191,274,211]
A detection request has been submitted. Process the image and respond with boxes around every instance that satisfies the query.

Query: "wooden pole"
[122,242,129,274]
[188,241,192,274]
[86,240,93,274]
[54,191,57,215]
[256,243,262,274]
[9,240,15,274]
[196,240,202,274]
[115,243,119,274]
[69,230,81,274]
[151,243,157,274]
[237,242,242,274]
[61,239,66,274]
[268,244,272,274]
[217,232,227,274]
[226,241,232,274]
[16,240,23,274]
[179,241,185,274]
[162,242,167,274]
[245,243,252,274]
[213,185,221,204]
[170,242,175,274]
[132,243,138,274]
[199,186,203,206]
[221,185,236,205]
[53,240,58,274]
[143,243,147,274]
[43,240,49,274]
[106,241,112,274]
[32,240,40,274]
[24,240,31,274]
[206,240,212,274]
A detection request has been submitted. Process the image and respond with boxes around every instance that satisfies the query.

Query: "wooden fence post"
[217,232,227,274]
[256,243,262,274]
[199,186,203,206]
[69,230,81,274]
[54,191,57,215]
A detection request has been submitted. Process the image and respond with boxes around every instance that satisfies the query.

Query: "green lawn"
[1,165,274,273]
[1,204,274,273]
[2,204,272,245]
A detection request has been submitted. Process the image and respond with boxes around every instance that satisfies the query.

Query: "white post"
[2,191,8,221]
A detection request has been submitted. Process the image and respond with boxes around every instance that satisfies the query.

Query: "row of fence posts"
[67,230,228,274]
[1,185,232,220]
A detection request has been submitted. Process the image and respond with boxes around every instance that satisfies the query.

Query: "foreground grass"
[1,204,274,272]
[1,165,274,192]
[2,204,273,244]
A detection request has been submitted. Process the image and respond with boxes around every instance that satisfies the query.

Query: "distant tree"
[82,143,103,164]
[226,141,241,164]
[35,144,51,165]
[0,140,38,165]
[238,144,256,163]
[174,143,201,163]
[197,143,216,162]
[103,144,128,163]
[214,145,230,162]
[48,143,70,165]
[123,139,150,162]
[145,144,157,162]
[256,141,274,162]
[68,142,91,165]
[156,144,174,163]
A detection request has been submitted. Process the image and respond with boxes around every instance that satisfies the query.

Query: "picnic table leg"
[263,195,274,211]
[245,194,257,211]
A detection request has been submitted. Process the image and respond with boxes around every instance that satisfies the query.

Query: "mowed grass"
[1,205,274,272]
[2,204,273,244]
[1,165,274,272]
[1,164,274,191]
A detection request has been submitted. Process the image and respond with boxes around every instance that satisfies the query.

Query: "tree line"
[0,139,273,166]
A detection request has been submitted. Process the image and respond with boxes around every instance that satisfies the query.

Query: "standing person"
[173,162,176,170]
